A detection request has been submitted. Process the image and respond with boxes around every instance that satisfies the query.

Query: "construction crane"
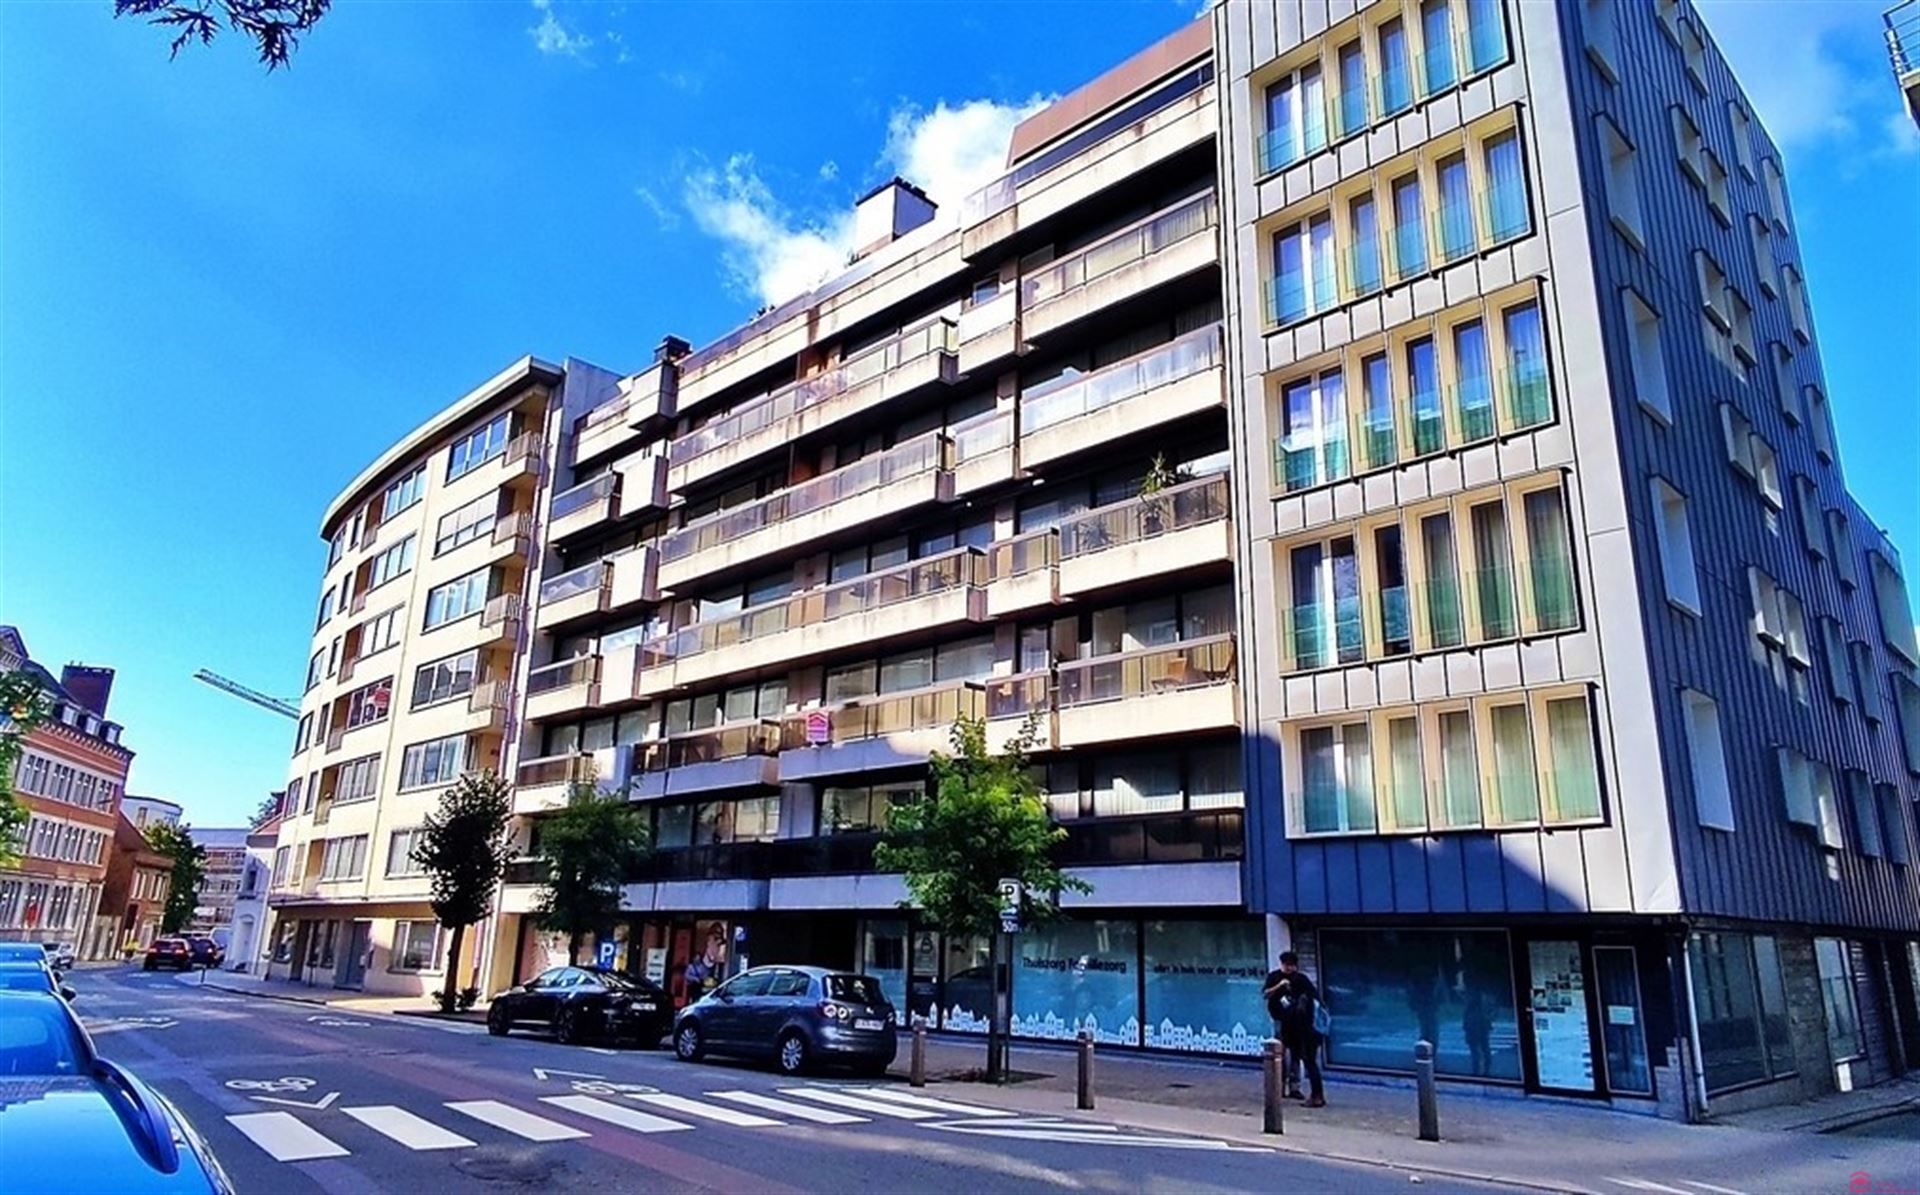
[192,670,299,720]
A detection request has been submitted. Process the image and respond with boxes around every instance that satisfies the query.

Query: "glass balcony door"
[1483,131,1529,244]
[1348,193,1384,298]
[1271,215,1338,325]
[1453,319,1495,442]
[1289,539,1365,669]
[1421,0,1457,96]
[1436,154,1476,264]
[1391,175,1427,280]
[1361,352,1397,470]
[1377,18,1413,116]
[1501,302,1551,428]
[1465,0,1508,72]
[1301,721,1376,834]
[1277,371,1350,492]
[1406,336,1444,456]
[1263,65,1327,172]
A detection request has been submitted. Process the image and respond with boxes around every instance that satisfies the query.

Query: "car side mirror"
[61,985,78,1001]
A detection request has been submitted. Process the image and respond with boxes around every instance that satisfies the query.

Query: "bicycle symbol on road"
[570,1080,658,1097]
[225,1077,317,1094]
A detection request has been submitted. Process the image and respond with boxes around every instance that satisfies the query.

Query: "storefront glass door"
[860,919,908,1015]
[1592,945,1651,1095]
[1525,939,1595,1093]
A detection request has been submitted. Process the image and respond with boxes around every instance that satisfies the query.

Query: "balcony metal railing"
[781,680,985,751]
[1056,634,1236,707]
[539,560,608,609]
[481,593,523,630]
[1057,474,1230,559]
[660,431,951,564]
[527,654,598,697]
[1055,810,1244,866]
[491,510,532,547]
[551,472,618,522]
[515,753,593,789]
[636,720,780,772]
[670,318,958,468]
[950,410,1013,464]
[1020,191,1217,311]
[985,669,1052,721]
[1886,1,1920,77]
[988,529,1059,580]
[1021,323,1222,434]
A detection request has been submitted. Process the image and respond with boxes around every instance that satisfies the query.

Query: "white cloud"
[634,185,678,231]
[528,0,592,60]
[679,95,1052,307]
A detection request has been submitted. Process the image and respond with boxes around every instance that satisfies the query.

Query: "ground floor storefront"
[264,900,474,998]
[499,908,1275,1058]
[1280,917,1920,1119]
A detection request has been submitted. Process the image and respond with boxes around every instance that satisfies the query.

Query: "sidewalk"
[153,964,483,1018]
[909,1035,1920,1194]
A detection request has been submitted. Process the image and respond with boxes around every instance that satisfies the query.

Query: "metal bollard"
[1415,1039,1440,1142]
[1262,1038,1285,1134]
[1076,1029,1095,1110]
[910,1018,928,1088]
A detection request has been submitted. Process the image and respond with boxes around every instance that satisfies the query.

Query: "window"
[1771,344,1800,423]
[411,649,479,708]
[343,677,392,729]
[334,754,381,804]
[328,527,346,569]
[318,835,369,881]
[1389,173,1426,282]
[1730,289,1756,364]
[285,776,305,817]
[1748,215,1776,296]
[1796,478,1826,559]
[448,412,512,482]
[1815,938,1865,1061]
[386,827,425,877]
[1679,18,1707,90]
[1651,479,1701,614]
[1377,16,1413,114]
[316,587,336,630]
[1482,131,1529,244]
[436,492,501,555]
[1689,931,1795,1092]
[368,535,416,590]
[1261,61,1327,172]
[1682,690,1734,831]
[1851,641,1884,721]
[1806,386,1835,462]
[381,466,425,521]
[1598,117,1644,249]
[1624,292,1669,421]
[1695,250,1730,329]
[1829,511,1858,587]
[358,606,402,659]
[1879,784,1911,865]
[1728,103,1755,176]
[399,734,470,791]
[424,568,491,629]
[1750,435,1782,513]
[1274,370,1349,493]
[1897,674,1920,776]
[1761,158,1789,232]
[1419,0,1456,96]
[1777,748,1841,847]
[1869,552,1919,665]
[1821,618,1851,703]
[1332,40,1368,139]
[1270,213,1337,325]
[1672,107,1705,184]
[1846,771,1882,858]
[1583,0,1619,81]
[1655,0,1680,38]
[1703,149,1729,222]
[391,920,445,972]
[819,781,922,834]
[305,649,325,693]
[1320,929,1521,1078]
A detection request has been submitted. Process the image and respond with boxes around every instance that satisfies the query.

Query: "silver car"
[672,965,898,1076]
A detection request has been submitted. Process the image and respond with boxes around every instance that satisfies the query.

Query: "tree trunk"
[442,922,467,1012]
[567,930,581,966]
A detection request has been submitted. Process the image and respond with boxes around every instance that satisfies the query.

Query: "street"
[69,966,1507,1194]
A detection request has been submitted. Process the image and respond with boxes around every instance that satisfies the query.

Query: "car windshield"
[827,975,886,1006]
[0,996,89,1076]
[0,969,55,993]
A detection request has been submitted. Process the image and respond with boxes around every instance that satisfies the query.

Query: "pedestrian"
[1262,950,1326,1107]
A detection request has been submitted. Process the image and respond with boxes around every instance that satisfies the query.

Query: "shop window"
[1012,920,1140,1046]
[1815,938,1866,1062]
[1319,929,1522,1079]
[1688,931,1795,1092]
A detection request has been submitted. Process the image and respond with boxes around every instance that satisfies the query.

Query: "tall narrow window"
[1486,700,1541,825]
[1378,18,1413,115]
[1436,154,1475,263]
[1651,479,1702,614]
[1335,42,1369,138]
[1421,511,1465,648]
[1421,0,1457,95]
[1453,320,1495,442]
[1348,192,1383,297]
[1624,291,1670,422]
[1523,488,1579,631]
[1392,174,1427,280]
[1263,65,1328,172]
[1376,525,1413,657]
[1470,499,1517,639]
[1544,694,1603,821]
[1599,116,1645,248]
[1288,539,1364,668]
[1361,352,1397,470]
[1382,714,1427,831]
[1502,301,1550,428]
[1683,690,1734,830]
[1483,131,1528,243]
[1407,337,1443,455]
[1847,771,1882,858]
[1434,708,1481,828]
[1300,722,1376,834]
[1465,0,1506,71]
[1277,371,1350,493]
[1271,215,1337,325]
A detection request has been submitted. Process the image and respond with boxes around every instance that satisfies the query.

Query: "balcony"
[1019,192,1218,343]
[524,655,600,721]
[985,669,1055,752]
[778,680,985,781]
[486,510,534,562]
[572,364,677,467]
[537,560,611,627]
[497,430,544,490]
[1020,325,1224,469]
[1889,2,1920,125]
[1056,810,1244,867]
[658,432,954,592]
[667,318,958,494]
[512,753,593,815]
[1055,634,1238,748]
[478,593,524,647]
[629,722,781,799]
[950,410,1018,496]
[956,288,1017,375]
[641,548,988,696]
[548,473,619,543]
[1056,474,1231,599]
[986,530,1060,618]
[463,679,512,734]
[614,452,669,518]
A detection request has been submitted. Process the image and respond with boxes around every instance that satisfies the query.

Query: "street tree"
[0,669,52,869]
[113,0,331,69]
[249,792,283,828]
[535,780,650,965]
[874,715,1089,1074]
[411,771,516,1011]
[147,822,207,935]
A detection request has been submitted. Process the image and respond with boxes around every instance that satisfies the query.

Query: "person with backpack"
[1262,950,1327,1106]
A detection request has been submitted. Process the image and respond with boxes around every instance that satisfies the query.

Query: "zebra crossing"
[222,1084,1012,1164]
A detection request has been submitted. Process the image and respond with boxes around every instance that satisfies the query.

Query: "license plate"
[630,1002,657,1011]
[853,1018,884,1031]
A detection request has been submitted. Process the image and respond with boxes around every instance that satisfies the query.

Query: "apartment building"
[1216,0,1920,1115]
[0,626,132,960]
[100,812,173,953]
[188,826,250,944]
[266,359,580,995]
[121,795,183,831]
[1889,1,1920,128]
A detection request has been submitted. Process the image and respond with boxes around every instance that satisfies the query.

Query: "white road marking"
[446,1100,588,1142]
[1680,1184,1750,1195]
[628,1092,783,1127]
[776,1087,938,1119]
[532,1066,605,1081]
[840,1087,1013,1117]
[542,1094,692,1134]
[931,1117,1263,1152]
[1609,1181,1694,1195]
[706,1090,868,1124]
[226,1111,351,1161]
[342,1105,474,1151]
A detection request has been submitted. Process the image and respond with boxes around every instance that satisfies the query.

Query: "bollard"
[1415,1039,1440,1142]
[910,1019,928,1088]
[1262,1038,1285,1134]
[1076,1029,1095,1111]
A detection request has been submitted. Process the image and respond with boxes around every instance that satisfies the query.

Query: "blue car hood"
[0,1077,208,1191]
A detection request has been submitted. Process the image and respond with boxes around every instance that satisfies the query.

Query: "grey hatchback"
[672,965,898,1076]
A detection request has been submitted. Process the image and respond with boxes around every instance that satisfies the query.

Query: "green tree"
[0,669,52,869]
[535,782,650,965]
[250,792,283,828]
[113,0,331,69]
[411,772,515,1011]
[147,822,207,935]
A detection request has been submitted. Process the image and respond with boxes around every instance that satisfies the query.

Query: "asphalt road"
[68,965,1513,1194]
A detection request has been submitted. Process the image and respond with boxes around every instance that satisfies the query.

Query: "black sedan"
[486,966,672,1047]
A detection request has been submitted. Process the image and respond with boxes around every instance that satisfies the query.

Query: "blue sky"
[1,0,1915,827]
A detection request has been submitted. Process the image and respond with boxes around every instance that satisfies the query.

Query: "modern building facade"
[188,826,250,946]
[228,811,279,971]
[1888,1,1920,128]
[265,0,1920,1098]
[0,626,133,960]
[1215,0,1919,1116]
[100,813,173,953]
[121,795,183,831]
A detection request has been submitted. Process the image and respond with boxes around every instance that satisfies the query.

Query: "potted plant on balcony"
[1137,452,1190,539]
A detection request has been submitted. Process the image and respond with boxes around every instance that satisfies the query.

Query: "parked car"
[487,966,673,1047]
[672,965,898,1076]
[41,942,77,971]
[0,942,50,971]
[0,990,233,1190]
[0,962,77,1000]
[143,939,192,972]
[184,937,223,968]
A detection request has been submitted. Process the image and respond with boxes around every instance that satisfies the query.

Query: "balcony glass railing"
[986,669,1052,721]
[539,560,607,608]
[671,318,958,467]
[1347,239,1384,299]
[1260,104,1328,173]
[1055,810,1244,866]
[1286,600,1366,670]
[1361,416,1398,471]
[989,529,1059,580]
[1058,474,1230,559]
[1021,192,1217,309]
[1056,633,1236,707]
[516,753,592,789]
[637,721,780,772]
[1408,389,1445,456]
[1332,87,1369,139]
[780,681,985,750]
[1481,185,1530,246]
[1528,551,1581,632]
[1501,366,1552,430]
[1021,323,1221,434]
[950,410,1013,463]
[1433,204,1477,265]
[1392,221,1427,281]
[1376,60,1413,117]
[527,655,597,696]
[1277,434,1350,494]
[1419,578,1466,649]
[660,432,951,564]
[551,473,617,522]
[1451,376,1497,443]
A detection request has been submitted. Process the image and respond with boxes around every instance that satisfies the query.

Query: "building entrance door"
[1522,939,1597,1095]
[334,920,371,989]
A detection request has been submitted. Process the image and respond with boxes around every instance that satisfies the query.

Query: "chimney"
[60,665,115,718]
[653,335,691,365]
[852,178,937,261]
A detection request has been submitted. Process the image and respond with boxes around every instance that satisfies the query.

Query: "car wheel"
[487,1006,509,1037]
[555,1007,582,1045]
[776,1031,810,1076]
[674,1022,704,1062]
[142,960,153,972]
